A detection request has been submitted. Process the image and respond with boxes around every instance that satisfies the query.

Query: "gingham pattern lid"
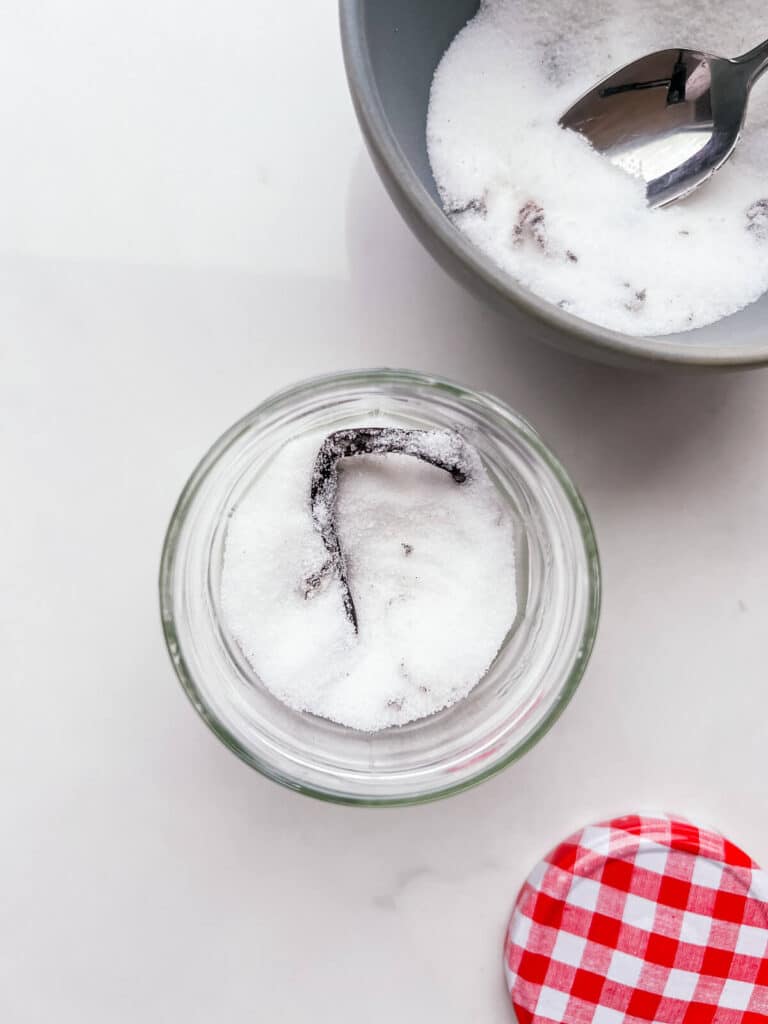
[504,815,768,1023]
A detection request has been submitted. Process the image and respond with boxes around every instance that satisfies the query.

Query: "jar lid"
[504,815,768,1023]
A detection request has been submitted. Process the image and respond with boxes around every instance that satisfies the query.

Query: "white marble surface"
[3,4,768,1021]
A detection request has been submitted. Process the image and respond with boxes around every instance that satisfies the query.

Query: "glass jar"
[159,369,600,805]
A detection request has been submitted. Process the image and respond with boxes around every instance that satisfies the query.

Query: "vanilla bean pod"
[305,428,474,632]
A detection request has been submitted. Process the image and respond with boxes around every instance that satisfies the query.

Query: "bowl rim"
[159,367,601,807]
[338,0,768,370]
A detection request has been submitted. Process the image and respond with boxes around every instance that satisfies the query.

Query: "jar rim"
[159,368,601,806]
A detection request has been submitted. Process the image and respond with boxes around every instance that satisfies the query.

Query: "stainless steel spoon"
[559,38,768,207]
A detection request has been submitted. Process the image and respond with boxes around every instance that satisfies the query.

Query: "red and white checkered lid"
[504,815,768,1023]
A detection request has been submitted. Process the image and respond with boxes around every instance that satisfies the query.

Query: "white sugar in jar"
[220,425,517,731]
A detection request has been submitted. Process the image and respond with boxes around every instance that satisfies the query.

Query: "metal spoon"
[559,38,768,207]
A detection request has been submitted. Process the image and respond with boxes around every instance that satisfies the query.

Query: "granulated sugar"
[220,427,517,732]
[427,1,768,336]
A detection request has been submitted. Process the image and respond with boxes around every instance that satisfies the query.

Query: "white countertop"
[3,4,768,1021]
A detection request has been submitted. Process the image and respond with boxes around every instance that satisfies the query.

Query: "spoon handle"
[736,37,768,83]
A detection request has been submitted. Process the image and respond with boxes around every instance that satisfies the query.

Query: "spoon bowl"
[560,39,768,207]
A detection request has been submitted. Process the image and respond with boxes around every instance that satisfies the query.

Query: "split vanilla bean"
[305,428,475,632]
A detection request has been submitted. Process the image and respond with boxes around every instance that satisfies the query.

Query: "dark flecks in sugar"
[448,195,488,219]
[302,559,332,600]
[513,202,579,266]
[513,200,548,251]
[746,199,768,240]
[623,283,647,313]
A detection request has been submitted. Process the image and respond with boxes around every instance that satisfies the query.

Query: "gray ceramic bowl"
[339,0,768,370]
